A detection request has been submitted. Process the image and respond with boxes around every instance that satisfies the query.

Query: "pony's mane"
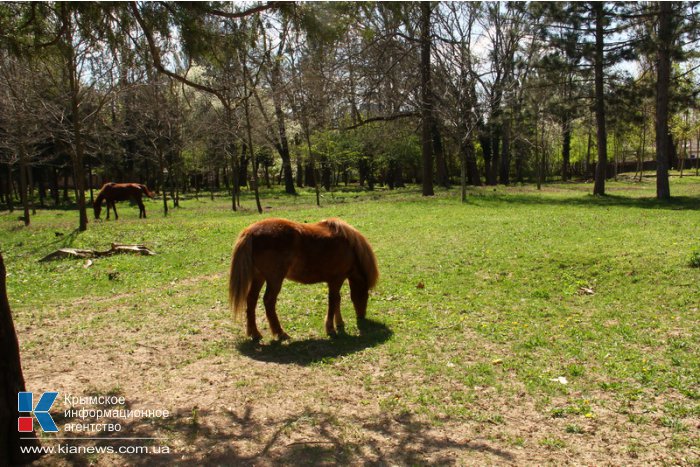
[322,218,379,289]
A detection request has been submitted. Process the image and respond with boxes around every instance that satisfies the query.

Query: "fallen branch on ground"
[39,244,156,262]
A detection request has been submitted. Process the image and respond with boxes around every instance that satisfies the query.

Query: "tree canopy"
[1,1,699,228]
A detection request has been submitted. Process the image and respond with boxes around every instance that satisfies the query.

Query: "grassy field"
[2,174,699,465]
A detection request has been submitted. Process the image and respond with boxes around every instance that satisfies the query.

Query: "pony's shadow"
[236,318,393,366]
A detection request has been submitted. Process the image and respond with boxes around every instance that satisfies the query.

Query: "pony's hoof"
[327,329,338,339]
[336,324,346,335]
[276,332,291,341]
[249,333,263,342]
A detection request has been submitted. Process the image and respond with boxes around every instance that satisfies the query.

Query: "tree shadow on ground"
[21,228,83,258]
[236,318,393,366]
[471,192,700,211]
[40,405,515,466]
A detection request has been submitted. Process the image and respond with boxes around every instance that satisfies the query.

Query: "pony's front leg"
[263,278,289,340]
[326,280,344,337]
[112,202,119,220]
[246,277,264,341]
[138,200,146,218]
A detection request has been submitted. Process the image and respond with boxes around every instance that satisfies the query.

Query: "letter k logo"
[18,392,59,433]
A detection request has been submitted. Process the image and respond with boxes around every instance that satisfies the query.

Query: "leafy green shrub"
[689,250,700,268]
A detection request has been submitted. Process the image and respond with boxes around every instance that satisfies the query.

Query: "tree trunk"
[321,157,331,191]
[593,2,608,196]
[18,147,30,226]
[488,122,500,186]
[420,2,434,196]
[0,253,43,465]
[296,157,304,188]
[270,63,296,195]
[64,6,89,230]
[536,112,542,190]
[433,123,448,188]
[242,54,263,214]
[562,115,571,181]
[5,166,14,213]
[158,153,168,217]
[38,168,46,208]
[480,132,492,185]
[655,1,672,200]
[499,117,510,185]
[49,167,57,207]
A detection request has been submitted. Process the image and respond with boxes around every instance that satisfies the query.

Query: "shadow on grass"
[46,405,515,465]
[471,192,700,211]
[236,318,393,366]
[23,228,83,258]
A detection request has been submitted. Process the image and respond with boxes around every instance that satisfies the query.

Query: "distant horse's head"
[93,199,102,219]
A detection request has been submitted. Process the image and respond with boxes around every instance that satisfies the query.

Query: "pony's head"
[93,199,102,219]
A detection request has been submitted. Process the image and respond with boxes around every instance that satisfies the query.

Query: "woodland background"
[1,2,699,230]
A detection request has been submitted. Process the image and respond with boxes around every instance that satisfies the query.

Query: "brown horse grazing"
[93,183,155,220]
[229,218,379,340]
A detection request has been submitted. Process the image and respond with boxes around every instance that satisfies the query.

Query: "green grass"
[2,174,699,462]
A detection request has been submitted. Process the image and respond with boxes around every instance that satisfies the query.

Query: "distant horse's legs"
[349,276,368,320]
[262,277,289,340]
[326,280,344,336]
[137,198,146,218]
[246,276,264,340]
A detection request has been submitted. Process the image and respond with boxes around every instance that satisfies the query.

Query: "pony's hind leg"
[138,199,146,218]
[349,276,369,320]
[262,277,289,340]
[112,202,119,220]
[246,277,264,340]
[326,280,344,336]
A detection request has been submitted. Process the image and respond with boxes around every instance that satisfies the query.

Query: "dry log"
[39,244,156,262]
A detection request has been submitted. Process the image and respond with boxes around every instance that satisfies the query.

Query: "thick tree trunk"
[0,253,42,465]
[593,2,608,196]
[420,2,434,196]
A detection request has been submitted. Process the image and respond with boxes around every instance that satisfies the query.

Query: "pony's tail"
[140,185,156,199]
[327,219,379,289]
[228,229,254,319]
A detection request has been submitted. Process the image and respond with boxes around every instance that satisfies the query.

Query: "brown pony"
[93,183,155,220]
[229,218,379,340]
